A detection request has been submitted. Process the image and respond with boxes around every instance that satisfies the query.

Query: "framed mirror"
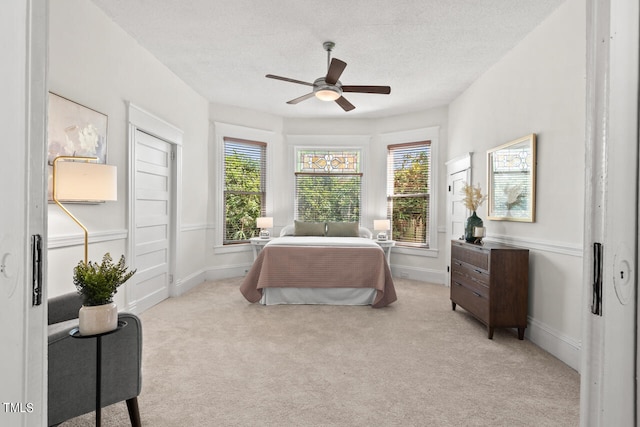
[487,134,536,222]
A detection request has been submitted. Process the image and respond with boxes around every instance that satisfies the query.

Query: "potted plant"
[73,253,136,335]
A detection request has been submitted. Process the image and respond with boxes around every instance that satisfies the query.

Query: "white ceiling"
[91,0,565,119]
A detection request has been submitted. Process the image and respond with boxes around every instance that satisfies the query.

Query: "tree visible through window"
[295,150,361,222]
[387,141,430,246]
[223,137,266,244]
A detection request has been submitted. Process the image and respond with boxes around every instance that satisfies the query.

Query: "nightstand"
[249,237,271,260]
[375,239,395,264]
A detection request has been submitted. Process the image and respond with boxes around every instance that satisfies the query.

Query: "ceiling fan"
[266,41,391,112]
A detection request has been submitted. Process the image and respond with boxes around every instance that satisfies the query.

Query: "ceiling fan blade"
[341,85,391,94]
[325,58,347,85]
[266,74,314,87]
[335,96,355,112]
[286,92,315,104]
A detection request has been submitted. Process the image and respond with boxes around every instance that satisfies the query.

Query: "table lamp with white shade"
[52,156,118,264]
[256,216,273,239]
[373,219,391,241]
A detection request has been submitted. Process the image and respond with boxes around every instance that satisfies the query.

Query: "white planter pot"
[79,302,118,335]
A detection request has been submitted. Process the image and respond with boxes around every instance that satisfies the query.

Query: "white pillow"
[280,224,295,237]
[358,227,373,239]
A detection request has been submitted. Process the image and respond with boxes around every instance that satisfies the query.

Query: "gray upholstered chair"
[48,292,142,426]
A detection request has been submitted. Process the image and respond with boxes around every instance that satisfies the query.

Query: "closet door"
[132,130,174,313]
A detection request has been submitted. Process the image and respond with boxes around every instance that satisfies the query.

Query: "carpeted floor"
[61,278,580,426]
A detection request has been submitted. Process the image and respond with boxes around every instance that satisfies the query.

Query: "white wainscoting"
[485,233,583,257]
[181,223,214,233]
[48,229,128,249]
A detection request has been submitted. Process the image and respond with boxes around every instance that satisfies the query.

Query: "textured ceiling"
[91,0,565,119]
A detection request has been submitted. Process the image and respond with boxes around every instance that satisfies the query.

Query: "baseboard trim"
[171,264,251,298]
[205,263,252,281]
[391,265,447,285]
[525,316,581,372]
[173,270,207,297]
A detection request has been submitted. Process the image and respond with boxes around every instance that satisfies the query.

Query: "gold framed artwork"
[487,133,536,222]
[47,93,108,201]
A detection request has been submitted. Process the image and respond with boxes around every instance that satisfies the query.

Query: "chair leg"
[126,397,141,427]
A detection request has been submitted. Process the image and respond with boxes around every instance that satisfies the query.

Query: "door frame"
[581,0,639,424]
[126,103,182,313]
[445,153,472,280]
[0,0,48,425]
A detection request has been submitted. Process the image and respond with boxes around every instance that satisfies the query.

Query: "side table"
[249,237,271,260]
[375,239,395,264]
[70,320,128,427]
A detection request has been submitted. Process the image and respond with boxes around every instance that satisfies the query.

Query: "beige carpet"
[61,278,579,426]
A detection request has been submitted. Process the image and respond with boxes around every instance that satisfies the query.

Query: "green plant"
[73,253,136,306]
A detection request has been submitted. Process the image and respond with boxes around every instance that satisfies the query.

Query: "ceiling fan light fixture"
[315,88,341,101]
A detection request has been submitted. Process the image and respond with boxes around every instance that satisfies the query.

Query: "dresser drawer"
[451,242,489,270]
[451,280,489,322]
[451,262,489,298]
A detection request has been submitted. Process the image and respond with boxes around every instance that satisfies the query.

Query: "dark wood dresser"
[450,240,529,339]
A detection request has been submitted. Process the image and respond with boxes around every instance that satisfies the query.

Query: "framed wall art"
[487,133,536,222]
[47,92,108,201]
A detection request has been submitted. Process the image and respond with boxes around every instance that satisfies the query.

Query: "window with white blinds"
[387,141,431,246]
[294,149,361,222]
[223,137,266,244]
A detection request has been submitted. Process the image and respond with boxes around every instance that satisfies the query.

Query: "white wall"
[47,0,210,304]
[447,0,585,370]
[47,0,585,372]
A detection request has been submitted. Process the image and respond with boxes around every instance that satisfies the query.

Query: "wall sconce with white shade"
[373,219,391,241]
[52,156,117,264]
[256,217,273,239]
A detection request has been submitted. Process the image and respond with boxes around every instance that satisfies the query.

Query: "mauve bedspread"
[240,237,397,308]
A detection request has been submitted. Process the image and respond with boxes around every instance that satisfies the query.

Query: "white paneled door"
[448,170,470,241]
[445,154,471,285]
[133,130,174,313]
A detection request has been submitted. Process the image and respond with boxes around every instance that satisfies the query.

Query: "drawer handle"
[474,269,482,274]
[472,291,482,298]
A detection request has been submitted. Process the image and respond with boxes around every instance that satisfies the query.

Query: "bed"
[240,222,397,308]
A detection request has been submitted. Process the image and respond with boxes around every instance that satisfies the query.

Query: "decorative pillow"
[326,222,359,237]
[279,224,295,237]
[294,220,326,236]
[358,227,373,239]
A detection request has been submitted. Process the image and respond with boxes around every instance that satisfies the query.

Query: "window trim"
[293,147,364,223]
[223,137,267,245]
[387,140,431,248]
[214,122,274,252]
[380,127,439,253]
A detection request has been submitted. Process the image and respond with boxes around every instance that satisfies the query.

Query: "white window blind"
[223,137,266,244]
[387,141,431,246]
[294,149,361,222]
